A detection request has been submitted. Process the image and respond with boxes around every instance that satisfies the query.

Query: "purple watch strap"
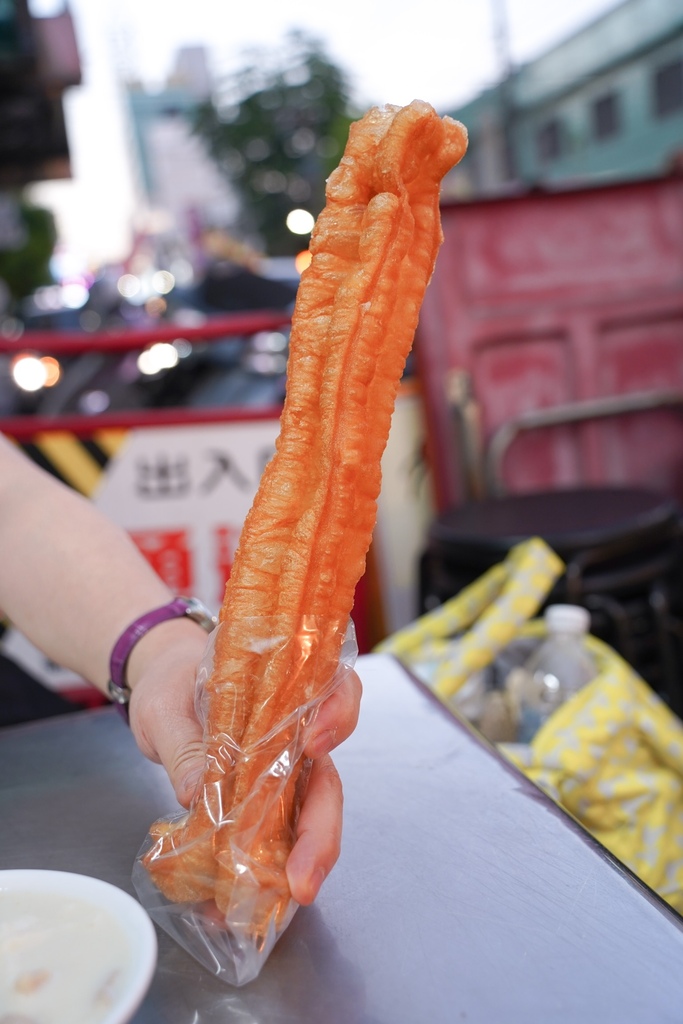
[109,597,191,695]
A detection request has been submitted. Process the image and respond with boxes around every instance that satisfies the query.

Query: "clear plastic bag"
[133,616,358,986]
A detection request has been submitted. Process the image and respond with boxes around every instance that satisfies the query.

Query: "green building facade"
[448,0,683,195]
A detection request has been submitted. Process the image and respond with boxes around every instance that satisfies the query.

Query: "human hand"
[287,664,362,904]
[128,626,362,905]
[127,619,209,807]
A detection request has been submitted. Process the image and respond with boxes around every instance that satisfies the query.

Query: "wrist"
[126,616,212,692]
[107,597,217,710]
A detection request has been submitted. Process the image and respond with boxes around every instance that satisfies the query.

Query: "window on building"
[653,58,683,117]
[536,118,563,163]
[592,92,621,140]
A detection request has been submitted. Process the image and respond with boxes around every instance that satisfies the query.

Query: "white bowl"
[0,869,157,1024]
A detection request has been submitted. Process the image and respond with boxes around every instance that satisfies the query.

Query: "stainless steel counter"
[2,653,683,1022]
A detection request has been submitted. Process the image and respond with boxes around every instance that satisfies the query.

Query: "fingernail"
[311,729,336,758]
[310,867,327,898]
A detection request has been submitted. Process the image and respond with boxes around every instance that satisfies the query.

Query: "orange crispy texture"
[143,101,468,928]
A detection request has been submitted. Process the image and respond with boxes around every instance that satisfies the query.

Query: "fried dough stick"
[143,101,467,930]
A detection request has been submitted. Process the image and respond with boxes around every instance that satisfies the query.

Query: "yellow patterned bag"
[374,536,564,698]
[504,628,683,913]
[376,537,683,912]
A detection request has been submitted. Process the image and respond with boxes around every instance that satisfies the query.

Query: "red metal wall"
[417,174,683,511]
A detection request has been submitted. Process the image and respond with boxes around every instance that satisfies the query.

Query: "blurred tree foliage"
[0,198,56,303]
[193,31,360,256]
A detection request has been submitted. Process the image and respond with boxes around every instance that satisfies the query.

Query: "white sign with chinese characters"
[95,420,280,612]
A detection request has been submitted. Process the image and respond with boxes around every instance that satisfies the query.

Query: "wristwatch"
[107,596,217,707]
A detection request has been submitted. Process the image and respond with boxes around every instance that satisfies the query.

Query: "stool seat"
[429,487,681,565]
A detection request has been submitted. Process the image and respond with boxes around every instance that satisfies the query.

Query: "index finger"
[305,667,362,760]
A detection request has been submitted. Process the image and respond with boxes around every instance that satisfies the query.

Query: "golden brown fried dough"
[143,100,467,933]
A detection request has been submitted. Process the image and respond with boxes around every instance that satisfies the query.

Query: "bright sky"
[29,0,623,267]
[114,0,622,110]
[33,0,622,111]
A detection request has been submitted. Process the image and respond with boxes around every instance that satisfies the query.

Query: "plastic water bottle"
[516,604,597,742]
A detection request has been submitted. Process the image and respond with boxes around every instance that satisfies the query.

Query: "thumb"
[164,724,206,808]
[129,681,206,808]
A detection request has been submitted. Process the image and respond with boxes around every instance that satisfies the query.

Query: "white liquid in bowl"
[0,888,139,1024]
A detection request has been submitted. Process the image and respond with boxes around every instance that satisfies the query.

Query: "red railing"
[1,310,292,355]
[0,310,292,434]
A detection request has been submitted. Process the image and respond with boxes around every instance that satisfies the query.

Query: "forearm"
[0,437,203,692]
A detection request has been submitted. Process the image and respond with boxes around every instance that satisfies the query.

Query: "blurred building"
[0,0,80,189]
[126,46,236,265]
[23,0,145,270]
[0,2,83,309]
[448,0,683,196]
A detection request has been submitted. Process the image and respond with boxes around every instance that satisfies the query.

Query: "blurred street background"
[1,0,683,659]
[2,0,681,416]
[6,0,678,357]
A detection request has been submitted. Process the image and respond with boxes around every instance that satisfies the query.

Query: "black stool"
[420,487,683,715]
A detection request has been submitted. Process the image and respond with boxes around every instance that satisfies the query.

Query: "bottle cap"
[544,603,591,635]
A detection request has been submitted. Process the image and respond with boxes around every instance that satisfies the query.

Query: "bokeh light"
[41,356,61,387]
[117,274,141,299]
[12,355,47,391]
[295,249,312,273]
[152,270,175,294]
[137,342,180,375]
[79,389,111,414]
[61,282,89,309]
[286,209,315,235]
